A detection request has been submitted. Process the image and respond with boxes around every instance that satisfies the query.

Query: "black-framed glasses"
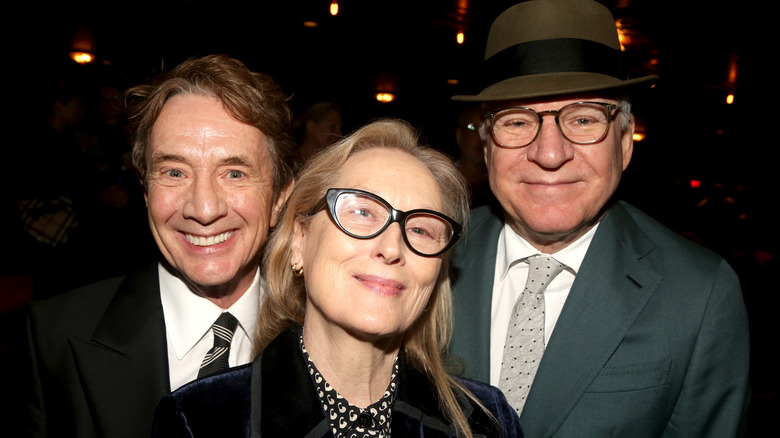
[311,188,463,257]
[472,101,619,148]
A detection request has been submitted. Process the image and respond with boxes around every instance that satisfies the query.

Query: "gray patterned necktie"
[498,255,565,414]
[198,312,239,378]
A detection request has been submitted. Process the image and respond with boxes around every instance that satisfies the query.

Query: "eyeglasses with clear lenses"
[475,101,619,148]
[312,188,463,257]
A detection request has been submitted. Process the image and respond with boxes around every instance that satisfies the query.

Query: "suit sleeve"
[152,395,195,438]
[664,260,750,437]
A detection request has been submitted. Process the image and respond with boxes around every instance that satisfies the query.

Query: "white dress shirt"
[489,223,598,386]
[159,263,265,391]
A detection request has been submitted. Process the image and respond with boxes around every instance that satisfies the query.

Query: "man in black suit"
[23,54,298,438]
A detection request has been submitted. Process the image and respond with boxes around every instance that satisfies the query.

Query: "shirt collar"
[497,222,600,279]
[159,263,263,360]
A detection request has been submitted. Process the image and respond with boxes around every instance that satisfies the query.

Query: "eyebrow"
[149,152,186,167]
[220,155,254,167]
[149,153,255,168]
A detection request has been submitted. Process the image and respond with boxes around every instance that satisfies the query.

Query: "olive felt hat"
[452,0,658,102]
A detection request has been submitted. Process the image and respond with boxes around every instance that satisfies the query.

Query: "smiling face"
[145,94,287,303]
[485,96,634,253]
[292,148,444,342]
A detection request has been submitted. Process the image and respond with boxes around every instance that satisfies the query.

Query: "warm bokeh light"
[330,1,339,16]
[632,132,646,142]
[456,30,465,44]
[615,19,630,51]
[70,51,94,64]
[447,79,459,85]
[303,21,318,28]
[690,180,702,189]
[375,93,395,103]
[726,94,735,104]
[728,54,738,83]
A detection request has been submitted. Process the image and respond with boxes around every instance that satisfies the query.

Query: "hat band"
[482,38,625,89]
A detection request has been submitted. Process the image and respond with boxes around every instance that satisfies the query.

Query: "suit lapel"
[450,206,505,382]
[69,263,170,438]
[521,203,663,438]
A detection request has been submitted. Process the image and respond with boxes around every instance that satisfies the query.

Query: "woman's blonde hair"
[255,118,487,437]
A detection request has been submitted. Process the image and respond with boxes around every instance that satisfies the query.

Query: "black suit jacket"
[153,328,524,438]
[25,262,170,438]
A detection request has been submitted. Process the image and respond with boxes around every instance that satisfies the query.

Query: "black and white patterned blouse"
[299,334,398,438]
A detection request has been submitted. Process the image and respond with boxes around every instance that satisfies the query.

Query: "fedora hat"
[453,0,657,102]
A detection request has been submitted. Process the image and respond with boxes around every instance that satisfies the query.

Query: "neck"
[508,199,614,254]
[166,260,256,309]
[302,316,401,408]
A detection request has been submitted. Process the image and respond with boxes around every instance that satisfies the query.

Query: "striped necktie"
[197,312,239,378]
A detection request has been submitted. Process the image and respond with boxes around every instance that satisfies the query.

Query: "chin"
[346,321,405,343]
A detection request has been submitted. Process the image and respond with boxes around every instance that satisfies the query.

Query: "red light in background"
[690,180,701,188]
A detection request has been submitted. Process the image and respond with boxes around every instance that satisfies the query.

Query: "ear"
[620,115,635,171]
[270,180,294,228]
[291,216,306,268]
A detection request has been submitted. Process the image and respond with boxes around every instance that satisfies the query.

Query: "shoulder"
[453,205,503,260]
[27,263,160,344]
[27,275,124,333]
[456,377,524,438]
[28,261,159,318]
[600,203,742,307]
[467,205,504,234]
[608,202,729,268]
[457,377,512,414]
[154,365,253,437]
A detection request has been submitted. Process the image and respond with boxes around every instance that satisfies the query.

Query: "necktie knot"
[211,312,239,346]
[525,255,565,294]
[198,312,239,378]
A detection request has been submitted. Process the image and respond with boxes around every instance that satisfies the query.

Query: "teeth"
[186,231,234,247]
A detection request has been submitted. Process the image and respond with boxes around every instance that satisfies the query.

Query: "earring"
[291,262,304,277]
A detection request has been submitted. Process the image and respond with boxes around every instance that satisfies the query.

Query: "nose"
[371,222,405,264]
[525,116,575,169]
[182,176,228,224]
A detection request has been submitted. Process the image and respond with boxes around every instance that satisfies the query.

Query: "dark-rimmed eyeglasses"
[469,101,619,148]
[311,188,463,257]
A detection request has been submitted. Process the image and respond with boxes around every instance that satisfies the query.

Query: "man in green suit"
[448,1,750,437]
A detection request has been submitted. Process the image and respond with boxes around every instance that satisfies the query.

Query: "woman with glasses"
[152,119,524,438]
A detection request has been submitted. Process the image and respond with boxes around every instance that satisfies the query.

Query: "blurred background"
[1,0,775,433]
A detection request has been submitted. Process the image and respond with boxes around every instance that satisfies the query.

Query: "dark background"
[8,0,773,229]
[2,0,775,434]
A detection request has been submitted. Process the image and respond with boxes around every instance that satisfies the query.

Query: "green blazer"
[449,202,750,438]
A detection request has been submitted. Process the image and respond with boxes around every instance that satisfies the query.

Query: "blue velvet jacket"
[153,328,523,437]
